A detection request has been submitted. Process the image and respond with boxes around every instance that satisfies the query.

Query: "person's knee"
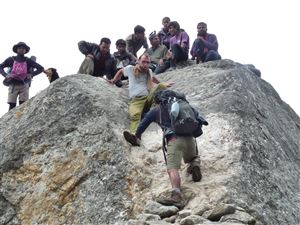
[79,57,94,75]
[205,50,220,62]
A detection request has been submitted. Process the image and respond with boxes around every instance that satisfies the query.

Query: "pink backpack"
[10,60,28,81]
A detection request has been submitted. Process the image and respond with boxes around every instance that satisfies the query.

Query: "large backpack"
[155,89,208,137]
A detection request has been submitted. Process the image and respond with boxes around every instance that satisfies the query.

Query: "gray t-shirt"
[123,65,152,99]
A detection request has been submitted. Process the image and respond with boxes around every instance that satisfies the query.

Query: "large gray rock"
[0,59,299,225]
[0,76,133,224]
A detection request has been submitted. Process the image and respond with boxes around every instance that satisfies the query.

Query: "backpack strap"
[162,135,168,165]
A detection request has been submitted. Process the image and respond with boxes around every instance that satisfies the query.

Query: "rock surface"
[0,59,299,225]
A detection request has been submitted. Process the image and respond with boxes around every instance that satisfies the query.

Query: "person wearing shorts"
[123,104,201,209]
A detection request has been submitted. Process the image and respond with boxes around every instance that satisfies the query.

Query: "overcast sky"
[0,0,299,117]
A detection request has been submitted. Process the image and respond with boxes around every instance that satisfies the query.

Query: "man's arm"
[126,35,134,55]
[108,68,124,84]
[151,75,175,87]
[27,59,44,76]
[78,41,97,56]
[143,37,149,50]
[0,57,14,77]
[200,34,219,51]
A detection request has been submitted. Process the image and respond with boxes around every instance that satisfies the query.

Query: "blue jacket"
[135,106,175,140]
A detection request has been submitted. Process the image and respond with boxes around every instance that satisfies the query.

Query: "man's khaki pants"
[128,83,166,133]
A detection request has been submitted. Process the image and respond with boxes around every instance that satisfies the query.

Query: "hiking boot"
[123,131,140,146]
[115,80,123,87]
[187,164,202,182]
[191,165,202,182]
[196,57,202,64]
[157,191,184,209]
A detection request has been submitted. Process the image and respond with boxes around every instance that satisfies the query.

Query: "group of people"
[0,18,217,209]
[78,18,221,83]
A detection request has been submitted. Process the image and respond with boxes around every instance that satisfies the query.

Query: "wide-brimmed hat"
[12,42,30,54]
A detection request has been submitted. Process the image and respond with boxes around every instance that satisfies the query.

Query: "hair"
[138,53,150,61]
[197,22,207,27]
[168,21,180,31]
[100,37,111,45]
[162,17,170,23]
[115,39,126,46]
[134,25,145,34]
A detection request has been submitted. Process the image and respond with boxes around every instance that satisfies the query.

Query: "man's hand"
[106,78,114,85]
[27,74,33,80]
[166,50,173,59]
[87,54,94,59]
[163,81,175,87]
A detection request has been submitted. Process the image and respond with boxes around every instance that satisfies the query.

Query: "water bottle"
[170,101,179,119]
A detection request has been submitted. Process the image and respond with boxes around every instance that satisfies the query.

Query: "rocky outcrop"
[0,59,299,225]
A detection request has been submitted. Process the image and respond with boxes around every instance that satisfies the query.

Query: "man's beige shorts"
[7,83,29,103]
[166,136,197,170]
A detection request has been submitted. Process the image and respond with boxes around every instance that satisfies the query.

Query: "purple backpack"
[10,60,28,81]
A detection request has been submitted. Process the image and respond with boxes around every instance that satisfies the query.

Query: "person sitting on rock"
[77,37,116,81]
[122,90,202,209]
[190,22,221,63]
[0,42,44,111]
[126,25,149,58]
[112,39,137,87]
[108,53,173,134]
[144,31,169,73]
[155,21,190,72]
[157,16,172,49]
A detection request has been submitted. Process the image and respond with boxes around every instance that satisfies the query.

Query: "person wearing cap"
[78,37,116,79]
[112,39,137,87]
[125,25,149,58]
[0,42,44,111]
[144,31,169,73]
[190,22,221,63]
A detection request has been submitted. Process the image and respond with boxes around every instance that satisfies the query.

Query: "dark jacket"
[158,28,172,49]
[190,33,219,57]
[0,55,44,84]
[78,41,116,77]
[135,106,175,140]
[125,34,148,57]
[112,51,136,70]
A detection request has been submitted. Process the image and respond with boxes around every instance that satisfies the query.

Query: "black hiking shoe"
[123,131,140,146]
[191,166,202,182]
[115,80,123,87]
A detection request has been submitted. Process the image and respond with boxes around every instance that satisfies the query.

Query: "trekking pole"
[162,136,167,165]
[194,138,198,155]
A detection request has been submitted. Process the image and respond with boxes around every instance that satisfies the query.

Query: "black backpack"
[154,89,208,137]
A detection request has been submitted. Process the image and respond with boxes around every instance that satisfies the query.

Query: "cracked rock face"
[0,60,299,225]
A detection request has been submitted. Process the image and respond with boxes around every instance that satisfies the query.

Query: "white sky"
[0,0,299,117]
